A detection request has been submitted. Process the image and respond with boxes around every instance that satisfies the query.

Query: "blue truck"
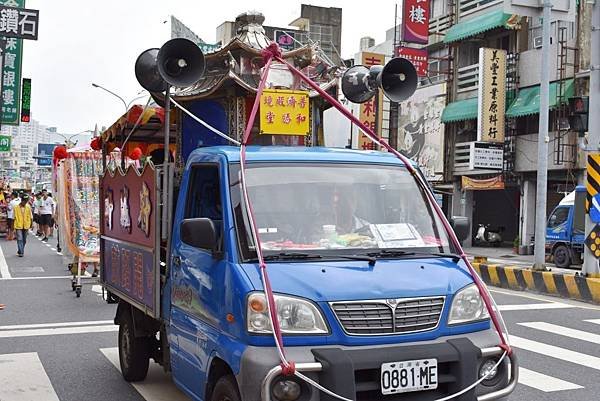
[100,146,517,401]
[545,185,586,268]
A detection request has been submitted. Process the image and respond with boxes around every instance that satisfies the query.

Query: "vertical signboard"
[477,48,506,143]
[0,134,10,151]
[358,52,384,150]
[20,76,29,122]
[402,0,430,44]
[0,0,24,126]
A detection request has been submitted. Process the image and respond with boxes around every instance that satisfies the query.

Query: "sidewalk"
[462,246,600,304]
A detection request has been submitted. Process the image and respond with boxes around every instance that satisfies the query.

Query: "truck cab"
[545,185,586,268]
[103,146,516,401]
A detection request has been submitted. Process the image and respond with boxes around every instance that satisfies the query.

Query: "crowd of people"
[2,188,56,257]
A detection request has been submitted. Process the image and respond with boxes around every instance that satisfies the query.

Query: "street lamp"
[56,129,94,148]
[91,83,148,113]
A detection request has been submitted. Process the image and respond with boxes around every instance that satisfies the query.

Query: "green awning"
[444,10,520,44]
[441,97,478,123]
[506,79,574,118]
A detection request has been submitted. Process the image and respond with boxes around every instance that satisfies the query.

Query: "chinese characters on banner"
[259,89,310,135]
[358,52,385,150]
[0,0,24,125]
[402,0,430,44]
[478,48,506,143]
[395,47,428,76]
[0,5,39,40]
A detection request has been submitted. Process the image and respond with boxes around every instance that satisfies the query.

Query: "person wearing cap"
[14,194,32,257]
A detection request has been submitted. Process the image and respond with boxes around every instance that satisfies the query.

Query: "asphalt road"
[1,234,600,401]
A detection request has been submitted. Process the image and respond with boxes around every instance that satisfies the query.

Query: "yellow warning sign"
[585,224,600,258]
[586,154,600,212]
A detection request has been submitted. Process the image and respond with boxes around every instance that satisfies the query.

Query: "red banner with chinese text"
[402,0,430,44]
[395,47,428,76]
[358,52,384,151]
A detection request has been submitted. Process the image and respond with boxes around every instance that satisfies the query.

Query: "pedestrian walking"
[39,189,55,242]
[5,192,14,240]
[8,191,20,241]
[14,194,32,257]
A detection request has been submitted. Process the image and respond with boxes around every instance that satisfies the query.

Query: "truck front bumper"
[238,329,518,401]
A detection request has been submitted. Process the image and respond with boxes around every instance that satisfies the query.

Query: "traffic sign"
[591,194,600,224]
[585,224,600,259]
[586,153,600,212]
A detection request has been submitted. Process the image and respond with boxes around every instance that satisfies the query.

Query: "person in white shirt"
[6,192,18,241]
[39,189,55,242]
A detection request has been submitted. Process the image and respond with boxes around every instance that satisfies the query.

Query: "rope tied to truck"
[234,43,512,401]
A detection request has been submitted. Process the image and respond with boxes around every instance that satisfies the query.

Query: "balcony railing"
[453,142,472,173]
[456,53,518,94]
[459,0,503,18]
[429,14,452,35]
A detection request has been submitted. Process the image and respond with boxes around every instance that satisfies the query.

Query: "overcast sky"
[22,0,400,135]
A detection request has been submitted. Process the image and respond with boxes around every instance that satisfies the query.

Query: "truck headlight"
[247,292,329,334]
[448,284,490,325]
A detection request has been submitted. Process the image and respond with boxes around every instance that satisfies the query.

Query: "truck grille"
[331,297,445,335]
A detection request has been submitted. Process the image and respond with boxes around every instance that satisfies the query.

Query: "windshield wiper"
[367,249,461,263]
[258,252,377,265]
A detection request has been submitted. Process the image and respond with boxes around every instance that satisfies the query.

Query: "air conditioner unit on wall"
[533,36,543,48]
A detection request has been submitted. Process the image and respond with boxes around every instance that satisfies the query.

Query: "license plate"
[381,358,438,395]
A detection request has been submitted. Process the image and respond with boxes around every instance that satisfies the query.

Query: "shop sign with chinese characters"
[469,141,503,170]
[260,89,309,136]
[402,0,429,44]
[358,52,384,150]
[477,48,506,143]
[0,0,26,126]
[395,46,428,76]
[0,4,39,40]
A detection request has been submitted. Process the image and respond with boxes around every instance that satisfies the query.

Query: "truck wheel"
[118,310,150,382]
[553,245,571,268]
[211,375,241,401]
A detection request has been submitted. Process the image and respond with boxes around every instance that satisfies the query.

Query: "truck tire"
[553,244,571,268]
[118,310,150,382]
[211,375,241,401]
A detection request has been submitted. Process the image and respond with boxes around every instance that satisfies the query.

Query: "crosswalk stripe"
[510,335,600,370]
[585,319,600,325]
[518,367,583,392]
[0,324,118,338]
[101,347,189,401]
[0,352,60,401]
[518,322,600,344]
[0,241,11,279]
[0,320,113,330]
[497,302,575,311]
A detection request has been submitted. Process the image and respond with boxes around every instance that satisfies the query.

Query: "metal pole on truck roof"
[161,87,170,241]
[583,0,600,277]
[532,0,553,271]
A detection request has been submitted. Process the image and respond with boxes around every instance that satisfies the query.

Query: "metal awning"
[441,97,478,123]
[444,10,520,44]
[505,79,574,118]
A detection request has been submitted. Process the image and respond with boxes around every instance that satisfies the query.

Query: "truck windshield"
[230,163,452,259]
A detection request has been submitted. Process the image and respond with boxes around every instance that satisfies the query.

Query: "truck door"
[170,162,226,399]
[546,206,572,242]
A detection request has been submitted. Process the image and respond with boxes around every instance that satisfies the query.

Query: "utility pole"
[583,0,600,276]
[533,0,553,270]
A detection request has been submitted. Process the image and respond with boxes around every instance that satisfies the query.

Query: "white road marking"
[0,242,11,279]
[490,288,600,311]
[101,347,189,401]
[497,302,575,311]
[0,320,113,330]
[14,266,45,273]
[584,319,600,325]
[0,324,118,338]
[518,322,600,344]
[0,352,60,401]
[0,275,71,281]
[50,247,56,251]
[510,335,600,370]
[518,367,583,392]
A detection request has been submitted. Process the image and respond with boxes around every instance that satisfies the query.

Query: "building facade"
[360,0,590,248]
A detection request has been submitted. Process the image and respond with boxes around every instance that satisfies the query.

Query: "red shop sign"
[395,47,428,77]
[402,0,430,44]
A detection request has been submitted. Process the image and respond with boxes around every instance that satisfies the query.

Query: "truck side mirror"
[450,216,469,242]
[180,218,217,251]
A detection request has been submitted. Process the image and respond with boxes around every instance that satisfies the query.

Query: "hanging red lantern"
[129,147,142,160]
[53,145,68,161]
[90,137,102,151]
